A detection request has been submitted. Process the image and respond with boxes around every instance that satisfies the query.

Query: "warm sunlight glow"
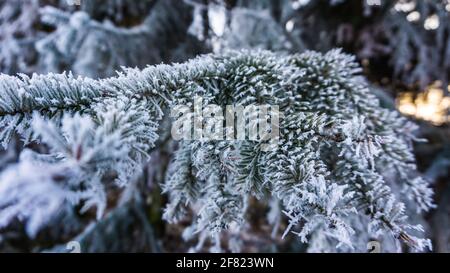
[397,84,450,125]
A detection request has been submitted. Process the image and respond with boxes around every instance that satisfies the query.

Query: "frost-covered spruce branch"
[0,49,434,252]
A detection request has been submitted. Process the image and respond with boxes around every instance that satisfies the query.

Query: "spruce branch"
[0,49,434,252]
